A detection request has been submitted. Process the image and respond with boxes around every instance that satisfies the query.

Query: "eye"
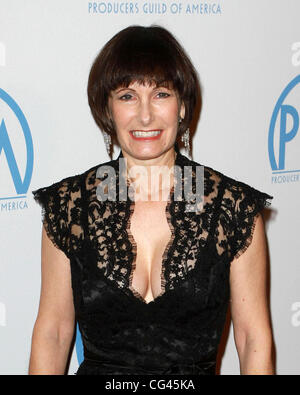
[119,93,133,101]
[157,92,170,98]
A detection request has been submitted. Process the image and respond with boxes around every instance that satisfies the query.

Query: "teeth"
[132,130,162,137]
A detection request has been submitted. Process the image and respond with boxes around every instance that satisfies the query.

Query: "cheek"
[110,105,129,129]
[161,102,180,124]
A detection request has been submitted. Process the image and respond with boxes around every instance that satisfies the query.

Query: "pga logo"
[269,43,300,172]
[268,74,300,171]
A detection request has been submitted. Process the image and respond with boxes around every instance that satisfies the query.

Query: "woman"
[29,25,274,375]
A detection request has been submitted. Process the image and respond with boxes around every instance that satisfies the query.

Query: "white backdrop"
[0,0,299,375]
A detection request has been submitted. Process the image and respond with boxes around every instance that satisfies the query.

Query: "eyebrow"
[115,86,172,94]
[115,88,135,94]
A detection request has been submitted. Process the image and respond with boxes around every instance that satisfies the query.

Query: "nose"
[138,98,154,126]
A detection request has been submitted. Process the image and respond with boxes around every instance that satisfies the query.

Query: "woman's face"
[108,80,185,160]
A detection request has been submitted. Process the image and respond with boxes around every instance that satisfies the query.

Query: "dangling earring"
[181,127,190,156]
[103,131,112,156]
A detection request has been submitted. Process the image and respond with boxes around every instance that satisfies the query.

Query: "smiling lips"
[130,130,163,140]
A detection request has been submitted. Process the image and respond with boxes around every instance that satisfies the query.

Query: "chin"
[131,148,169,160]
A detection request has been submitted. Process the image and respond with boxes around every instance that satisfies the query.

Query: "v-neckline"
[126,182,176,305]
[116,148,181,305]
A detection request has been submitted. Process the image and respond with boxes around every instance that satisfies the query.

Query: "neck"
[121,149,177,202]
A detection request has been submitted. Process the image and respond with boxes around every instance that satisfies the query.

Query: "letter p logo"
[269,75,300,170]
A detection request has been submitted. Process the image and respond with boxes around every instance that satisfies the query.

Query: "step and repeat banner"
[0,0,299,374]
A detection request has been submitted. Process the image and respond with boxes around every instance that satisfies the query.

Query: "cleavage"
[128,199,172,304]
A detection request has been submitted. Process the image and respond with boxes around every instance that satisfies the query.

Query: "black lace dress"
[32,146,273,375]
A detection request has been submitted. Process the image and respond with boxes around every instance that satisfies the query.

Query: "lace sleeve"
[32,179,71,258]
[224,179,273,261]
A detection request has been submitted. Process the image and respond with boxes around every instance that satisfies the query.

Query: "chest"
[128,200,172,304]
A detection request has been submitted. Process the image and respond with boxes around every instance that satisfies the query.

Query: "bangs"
[108,69,176,93]
[104,28,183,93]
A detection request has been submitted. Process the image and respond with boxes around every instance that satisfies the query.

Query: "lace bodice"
[32,148,273,375]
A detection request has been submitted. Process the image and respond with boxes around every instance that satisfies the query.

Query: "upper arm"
[35,226,75,337]
[220,178,274,352]
[229,213,271,346]
[32,180,76,338]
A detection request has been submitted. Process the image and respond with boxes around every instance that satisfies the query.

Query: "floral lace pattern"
[32,148,273,375]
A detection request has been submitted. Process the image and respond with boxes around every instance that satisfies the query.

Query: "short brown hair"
[87,25,201,150]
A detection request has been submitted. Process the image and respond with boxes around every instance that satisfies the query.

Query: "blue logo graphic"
[0,89,33,199]
[75,324,84,365]
[269,75,300,173]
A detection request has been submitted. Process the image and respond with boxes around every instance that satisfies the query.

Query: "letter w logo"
[0,89,33,195]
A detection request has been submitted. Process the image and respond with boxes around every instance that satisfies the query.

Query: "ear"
[180,101,185,120]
